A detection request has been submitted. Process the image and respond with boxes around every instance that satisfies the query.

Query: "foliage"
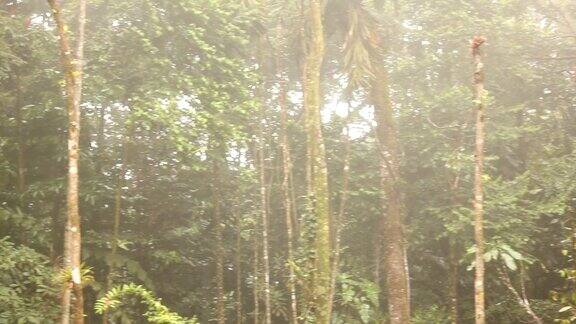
[0,0,576,322]
[333,273,381,323]
[0,238,59,323]
[95,283,198,324]
[411,305,451,324]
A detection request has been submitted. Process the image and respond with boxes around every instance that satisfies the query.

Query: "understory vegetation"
[1,0,576,323]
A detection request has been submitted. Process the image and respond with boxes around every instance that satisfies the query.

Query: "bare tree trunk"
[328,103,352,316]
[497,265,543,324]
[448,240,460,324]
[253,219,260,324]
[47,0,86,322]
[212,154,226,324]
[51,196,63,261]
[568,204,576,276]
[303,1,331,322]
[371,64,411,324]
[448,130,466,324]
[471,36,486,324]
[96,104,106,173]
[16,97,26,193]
[235,206,243,324]
[279,54,299,324]
[373,217,383,310]
[289,166,300,239]
[250,139,261,324]
[257,113,272,324]
[103,129,130,324]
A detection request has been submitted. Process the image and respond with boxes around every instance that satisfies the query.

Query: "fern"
[95,283,197,324]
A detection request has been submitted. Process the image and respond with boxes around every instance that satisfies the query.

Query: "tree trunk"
[15,96,26,194]
[47,0,86,322]
[212,153,226,324]
[497,266,543,324]
[448,130,466,324]
[279,55,298,324]
[471,36,486,324]
[96,104,106,174]
[235,206,243,324]
[103,129,130,324]
[253,218,260,324]
[570,207,576,279]
[257,109,272,324]
[371,65,410,324]
[328,103,352,316]
[303,1,331,322]
[51,196,63,262]
[448,239,460,324]
[374,217,383,309]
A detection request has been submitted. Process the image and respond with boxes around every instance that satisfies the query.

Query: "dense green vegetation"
[1,0,576,323]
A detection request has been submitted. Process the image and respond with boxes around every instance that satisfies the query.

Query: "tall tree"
[102,121,131,324]
[303,0,331,322]
[333,2,411,320]
[212,142,226,324]
[257,108,272,324]
[471,35,486,324]
[278,46,298,324]
[46,0,87,323]
[371,62,411,324]
[234,205,244,324]
[328,103,352,316]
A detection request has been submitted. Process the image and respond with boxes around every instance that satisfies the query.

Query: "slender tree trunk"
[497,266,542,324]
[569,209,576,285]
[371,65,410,324]
[279,54,299,324]
[15,97,26,193]
[9,77,26,194]
[471,36,486,324]
[448,134,465,324]
[448,240,460,324]
[303,1,331,322]
[328,103,352,316]
[250,139,260,324]
[96,104,106,174]
[51,196,63,261]
[374,217,383,309]
[47,0,86,322]
[102,130,130,324]
[235,206,243,324]
[289,166,300,239]
[213,154,226,324]
[253,219,260,324]
[71,0,86,317]
[257,110,272,324]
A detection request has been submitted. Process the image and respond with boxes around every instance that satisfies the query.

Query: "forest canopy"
[1,0,576,323]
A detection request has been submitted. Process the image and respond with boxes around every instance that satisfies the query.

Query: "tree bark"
[448,125,466,324]
[46,0,86,322]
[328,103,352,316]
[253,216,260,324]
[497,265,543,324]
[471,36,486,324]
[235,205,243,324]
[15,94,26,194]
[303,0,331,322]
[257,121,272,324]
[448,239,460,324]
[103,128,130,324]
[279,53,298,324]
[212,153,226,324]
[371,64,411,324]
[96,104,106,174]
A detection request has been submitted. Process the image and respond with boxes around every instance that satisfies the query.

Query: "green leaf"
[502,253,517,271]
